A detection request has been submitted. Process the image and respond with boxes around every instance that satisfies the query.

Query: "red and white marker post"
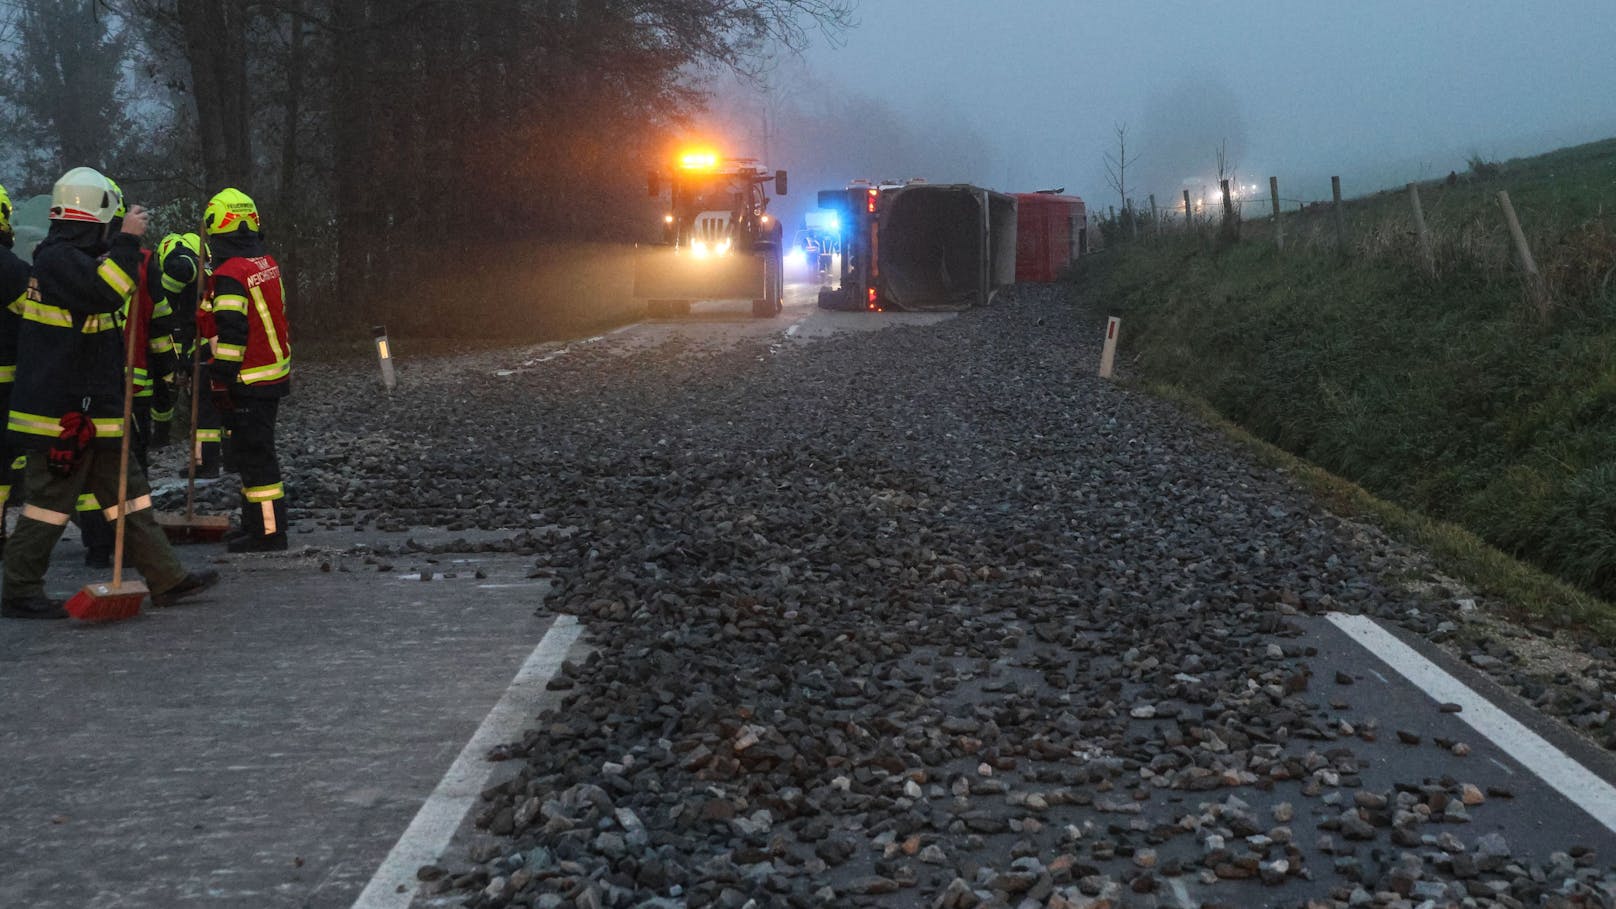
[1099,316,1121,379]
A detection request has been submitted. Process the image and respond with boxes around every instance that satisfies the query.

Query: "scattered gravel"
[151,285,1616,907]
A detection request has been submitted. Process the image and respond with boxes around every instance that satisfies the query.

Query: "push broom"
[157,231,229,543]
[65,302,148,621]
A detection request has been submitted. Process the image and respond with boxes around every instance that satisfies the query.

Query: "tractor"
[636,149,787,318]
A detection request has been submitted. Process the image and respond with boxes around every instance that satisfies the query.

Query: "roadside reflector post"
[1182,190,1194,233]
[1099,316,1121,379]
[372,325,397,392]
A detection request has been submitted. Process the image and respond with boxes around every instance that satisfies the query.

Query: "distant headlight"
[785,247,808,268]
[691,240,711,258]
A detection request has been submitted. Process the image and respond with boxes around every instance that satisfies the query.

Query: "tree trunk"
[276,0,306,301]
[177,0,251,190]
[332,0,372,323]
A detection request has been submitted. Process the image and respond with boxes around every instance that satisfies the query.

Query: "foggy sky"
[747,0,1616,215]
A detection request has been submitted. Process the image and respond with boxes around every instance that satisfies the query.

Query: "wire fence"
[1090,168,1616,318]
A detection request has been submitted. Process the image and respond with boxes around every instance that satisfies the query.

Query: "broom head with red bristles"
[64,579,148,623]
[156,512,231,543]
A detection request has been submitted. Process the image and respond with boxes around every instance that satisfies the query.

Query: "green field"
[1074,138,1616,628]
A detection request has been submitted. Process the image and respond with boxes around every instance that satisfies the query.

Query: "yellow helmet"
[0,182,11,236]
[159,231,202,262]
[106,177,127,218]
[204,188,260,235]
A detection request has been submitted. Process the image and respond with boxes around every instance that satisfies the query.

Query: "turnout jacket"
[0,240,28,397]
[6,223,143,450]
[132,249,179,399]
[207,231,290,400]
[158,243,202,353]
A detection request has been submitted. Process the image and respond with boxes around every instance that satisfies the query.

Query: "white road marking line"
[476,583,549,590]
[350,615,584,909]
[1328,613,1616,835]
[1490,757,1517,776]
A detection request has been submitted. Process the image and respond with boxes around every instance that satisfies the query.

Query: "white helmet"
[49,166,122,224]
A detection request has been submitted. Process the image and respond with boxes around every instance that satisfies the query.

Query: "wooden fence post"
[1219,179,1237,241]
[1331,176,1347,254]
[1183,190,1193,231]
[1407,182,1435,277]
[1269,176,1283,251]
[1497,190,1549,316]
[1148,193,1158,238]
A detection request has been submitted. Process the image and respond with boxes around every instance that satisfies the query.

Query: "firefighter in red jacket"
[145,233,198,450]
[129,238,179,468]
[203,188,291,552]
[193,270,225,477]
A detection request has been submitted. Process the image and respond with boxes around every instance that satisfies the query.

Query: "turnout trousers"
[195,378,224,474]
[231,397,285,540]
[150,376,175,448]
[131,396,153,471]
[2,451,187,600]
[0,388,12,516]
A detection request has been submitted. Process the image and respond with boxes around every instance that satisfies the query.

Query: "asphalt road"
[2,283,1613,908]
[0,285,952,909]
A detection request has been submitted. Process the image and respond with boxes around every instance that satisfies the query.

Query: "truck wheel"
[753,244,784,318]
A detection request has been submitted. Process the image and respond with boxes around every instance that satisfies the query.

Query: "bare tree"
[1214,139,1233,184]
[1213,139,1241,239]
[1103,122,1139,215]
[1214,138,1241,228]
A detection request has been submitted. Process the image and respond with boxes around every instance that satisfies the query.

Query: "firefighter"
[72,194,182,569]
[1,167,218,619]
[151,232,202,451]
[203,188,290,552]
[193,261,225,478]
[0,182,27,560]
[129,226,180,469]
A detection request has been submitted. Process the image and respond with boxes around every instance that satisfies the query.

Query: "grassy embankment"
[1074,138,1616,636]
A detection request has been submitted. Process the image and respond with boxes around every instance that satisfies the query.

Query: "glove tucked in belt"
[48,408,96,477]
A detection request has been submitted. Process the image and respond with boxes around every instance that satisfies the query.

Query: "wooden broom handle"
[112,283,140,587]
[184,227,206,521]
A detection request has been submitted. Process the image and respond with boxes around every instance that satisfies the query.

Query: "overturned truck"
[817,182,1017,312]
